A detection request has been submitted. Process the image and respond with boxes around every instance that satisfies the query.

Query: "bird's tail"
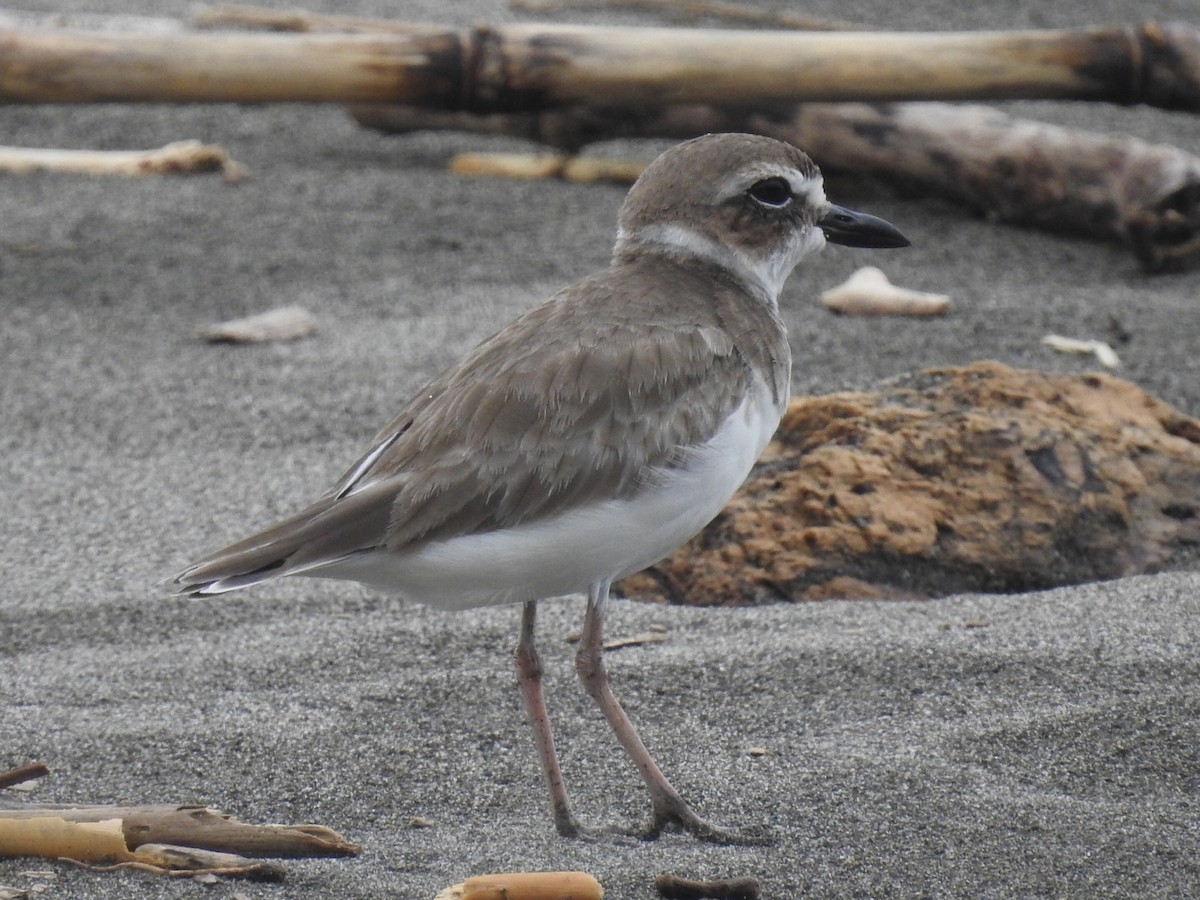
[166,482,396,597]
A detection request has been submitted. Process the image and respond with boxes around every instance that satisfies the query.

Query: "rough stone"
[621,361,1200,603]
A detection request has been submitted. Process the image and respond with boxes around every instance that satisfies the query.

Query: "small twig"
[602,633,668,651]
[510,0,861,31]
[62,857,284,881]
[655,873,761,900]
[564,631,668,650]
[0,763,49,791]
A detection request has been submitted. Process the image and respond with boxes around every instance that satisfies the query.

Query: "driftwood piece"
[782,103,1200,273]
[0,141,247,179]
[0,803,359,859]
[0,21,1198,111]
[0,816,282,878]
[352,102,1200,273]
[618,362,1200,604]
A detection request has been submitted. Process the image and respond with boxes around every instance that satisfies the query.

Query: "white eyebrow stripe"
[796,176,828,210]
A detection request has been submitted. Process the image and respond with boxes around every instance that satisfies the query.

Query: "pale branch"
[0,141,247,179]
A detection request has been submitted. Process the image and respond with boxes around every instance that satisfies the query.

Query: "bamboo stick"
[0,28,462,105]
[0,21,1197,111]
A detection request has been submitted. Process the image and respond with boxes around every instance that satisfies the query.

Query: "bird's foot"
[553,804,770,845]
[643,796,775,846]
[553,814,642,844]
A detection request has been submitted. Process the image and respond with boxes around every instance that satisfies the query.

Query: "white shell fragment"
[1042,334,1121,368]
[821,266,951,317]
[198,305,317,344]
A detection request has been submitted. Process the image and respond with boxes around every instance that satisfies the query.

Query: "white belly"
[312,383,783,609]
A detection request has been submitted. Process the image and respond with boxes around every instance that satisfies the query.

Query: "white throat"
[616,223,824,304]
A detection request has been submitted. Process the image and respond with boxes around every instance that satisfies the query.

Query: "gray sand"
[2,1,1198,897]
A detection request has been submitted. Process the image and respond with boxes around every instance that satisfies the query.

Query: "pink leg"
[515,600,581,837]
[574,580,763,843]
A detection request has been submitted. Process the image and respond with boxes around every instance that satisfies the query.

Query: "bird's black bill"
[819,204,910,249]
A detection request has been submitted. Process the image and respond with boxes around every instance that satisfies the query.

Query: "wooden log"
[772,103,1200,273]
[0,804,360,858]
[0,21,1197,111]
[351,102,1200,272]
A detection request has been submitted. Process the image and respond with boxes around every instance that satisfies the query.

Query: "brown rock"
[620,362,1200,604]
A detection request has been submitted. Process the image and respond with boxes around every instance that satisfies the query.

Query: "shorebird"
[170,133,908,842]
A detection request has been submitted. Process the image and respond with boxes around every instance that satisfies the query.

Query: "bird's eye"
[747,177,792,208]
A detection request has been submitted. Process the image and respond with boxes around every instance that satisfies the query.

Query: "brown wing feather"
[349,280,753,547]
